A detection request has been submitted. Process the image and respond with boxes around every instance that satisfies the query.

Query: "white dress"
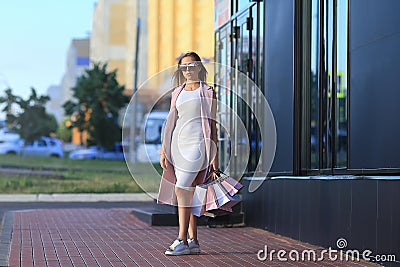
[171,87,206,190]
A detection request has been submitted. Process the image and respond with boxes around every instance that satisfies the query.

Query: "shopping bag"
[212,183,232,207]
[191,169,243,217]
[204,194,242,217]
[217,170,243,196]
[191,185,207,217]
[224,176,243,190]
[220,179,240,196]
[205,185,219,211]
[219,194,241,211]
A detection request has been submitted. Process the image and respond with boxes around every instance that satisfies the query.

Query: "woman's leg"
[175,186,194,243]
[188,214,197,240]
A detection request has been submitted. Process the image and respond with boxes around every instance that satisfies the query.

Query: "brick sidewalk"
[4,208,378,267]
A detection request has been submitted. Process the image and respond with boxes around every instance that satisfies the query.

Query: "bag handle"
[205,169,228,183]
[213,168,228,178]
[204,168,231,184]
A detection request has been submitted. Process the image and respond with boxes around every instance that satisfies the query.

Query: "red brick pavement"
[7,208,379,267]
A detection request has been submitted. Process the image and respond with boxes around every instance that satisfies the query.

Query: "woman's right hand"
[160,153,168,170]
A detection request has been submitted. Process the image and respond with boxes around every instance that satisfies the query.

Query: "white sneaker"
[165,238,190,256]
[187,238,201,254]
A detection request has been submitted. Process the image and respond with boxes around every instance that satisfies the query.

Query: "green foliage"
[63,62,130,149]
[0,87,57,143]
[56,116,72,142]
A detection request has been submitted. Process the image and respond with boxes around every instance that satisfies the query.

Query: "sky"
[0,0,97,98]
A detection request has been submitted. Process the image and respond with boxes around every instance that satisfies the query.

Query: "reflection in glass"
[310,0,320,169]
[215,26,232,171]
[310,0,348,170]
[335,0,348,168]
[236,15,250,175]
[238,0,250,13]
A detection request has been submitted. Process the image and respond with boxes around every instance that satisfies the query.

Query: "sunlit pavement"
[0,193,153,203]
[0,208,381,267]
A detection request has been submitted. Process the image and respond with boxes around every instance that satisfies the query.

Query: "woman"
[158,52,218,255]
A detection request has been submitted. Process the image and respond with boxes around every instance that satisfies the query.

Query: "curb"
[0,212,13,267]
[0,193,156,202]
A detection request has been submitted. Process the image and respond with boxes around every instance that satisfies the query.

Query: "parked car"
[22,137,64,158]
[69,143,125,160]
[0,128,20,142]
[97,143,125,160]
[137,111,168,163]
[68,146,98,160]
[0,139,22,155]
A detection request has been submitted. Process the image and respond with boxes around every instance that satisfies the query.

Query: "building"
[141,0,215,113]
[45,85,62,122]
[90,0,215,157]
[213,0,399,261]
[46,38,90,123]
[147,0,214,77]
[91,0,146,89]
[91,0,214,99]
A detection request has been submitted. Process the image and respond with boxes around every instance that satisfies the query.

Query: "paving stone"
[0,208,381,267]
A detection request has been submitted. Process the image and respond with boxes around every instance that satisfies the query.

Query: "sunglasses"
[178,62,198,72]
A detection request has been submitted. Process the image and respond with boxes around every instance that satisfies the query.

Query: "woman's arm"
[160,151,168,170]
[210,89,219,171]
[159,90,176,170]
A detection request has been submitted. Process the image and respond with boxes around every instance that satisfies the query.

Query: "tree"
[56,116,72,142]
[63,62,130,149]
[0,88,58,143]
[0,88,18,127]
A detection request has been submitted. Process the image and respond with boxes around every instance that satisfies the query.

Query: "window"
[37,140,47,147]
[307,0,348,172]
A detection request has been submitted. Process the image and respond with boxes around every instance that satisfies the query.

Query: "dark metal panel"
[323,181,353,249]
[273,180,286,235]
[319,180,340,248]
[299,180,322,245]
[376,181,396,258]
[243,178,399,263]
[391,181,400,261]
[264,0,294,173]
[266,179,278,233]
[349,0,400,169]
[242,180,265,229]
[279,180,301,240]
[336,181,352,243]
[350,180,378,250]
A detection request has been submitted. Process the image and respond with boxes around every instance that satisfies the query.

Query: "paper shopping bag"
[204,194,242,217]
[213,170,243,196]
[219,194,241,211]
[191,185,207,217]
[203,194,232,217]
[224,176,243,191]
[205,185,219,211]
[220,179,240,196]
[212,183,232,207]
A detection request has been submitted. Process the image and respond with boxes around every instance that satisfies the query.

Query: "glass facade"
[308,0,348,173]
[215,0,399,176]
[228,0,400,260]
[214,1,264,177]
[215,25,232,175]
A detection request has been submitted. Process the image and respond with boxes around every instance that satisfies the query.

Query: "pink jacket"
[157,81,217,205]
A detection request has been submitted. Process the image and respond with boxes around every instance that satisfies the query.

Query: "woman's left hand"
[210,160,218,173]
[210,158,219,179]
